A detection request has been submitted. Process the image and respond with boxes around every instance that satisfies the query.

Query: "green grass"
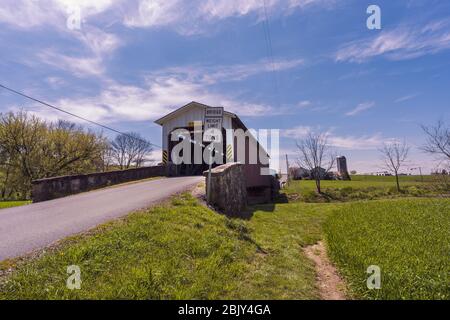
[0,194,252,299]
[350,175,436,183]
[284,175,444,202]
[235,202,336,299]
[0,201,30,209]
[324,198,450,300]
[1,175,448,300]
[0,194,333,300]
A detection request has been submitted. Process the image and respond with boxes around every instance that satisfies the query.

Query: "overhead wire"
[0,83,162,149]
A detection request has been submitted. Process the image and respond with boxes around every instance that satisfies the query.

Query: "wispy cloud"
[0,1,122,78]
[33,26,122,78]
[282,125,390,150]
[124,0,338,34]
[37,50,105,77]
[335,19,450,63]
[338,69,374,80]
[282,125,312,139]
[327,134,385,150]
[345,102,375,116]
[0,0,338,35]
[18,75,274,124]
[147,58,305,85]
[395,93,420,103]
[10,50,304,122]
[297,100,312,108]
[0,0,117,30]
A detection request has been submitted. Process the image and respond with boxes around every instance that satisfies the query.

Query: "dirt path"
[303,241,347,300]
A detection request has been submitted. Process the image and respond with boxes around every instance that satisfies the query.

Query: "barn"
[154,101,274,202]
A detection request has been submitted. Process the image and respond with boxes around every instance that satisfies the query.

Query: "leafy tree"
[0,111,107,199]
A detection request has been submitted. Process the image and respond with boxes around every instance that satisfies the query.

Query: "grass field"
[0,175,448,300]
[324,198,450,300]
[349,175,436,182]
[0,194,333,299]
[0,201,30,209]
[284,175,445,202]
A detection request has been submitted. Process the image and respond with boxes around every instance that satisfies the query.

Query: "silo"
[336,156,351,180]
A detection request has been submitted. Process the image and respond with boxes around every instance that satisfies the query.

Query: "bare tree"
[296,132,336,194]
[420,120,450,193]
[111,132,153,169]
[421,120,450,159]
[99,141,114,172]
[379,140,410,192]
[421,120,450,160]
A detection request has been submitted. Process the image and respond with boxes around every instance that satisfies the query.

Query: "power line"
[0,83,162,149]
[262,0,281,109]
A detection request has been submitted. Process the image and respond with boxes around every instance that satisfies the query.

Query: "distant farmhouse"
[288,166,335,180]
[289,156,351,181]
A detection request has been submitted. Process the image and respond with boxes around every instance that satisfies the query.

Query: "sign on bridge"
[203,107,223,142]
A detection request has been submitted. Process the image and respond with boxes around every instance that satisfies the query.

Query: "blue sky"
[0,0,449,173]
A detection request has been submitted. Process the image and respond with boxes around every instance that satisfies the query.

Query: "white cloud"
[123,0,181,28]
[37,50,105,77]
[395,93,419,103]
[327,134,385,150]
[25,74,273,124]
[200,0,336,20]
[54,0,116,15]
[0,1,61,29]
[282,126,312,139]
[282,126,389,150]
[336,19,450,62]
[123,0,337,34]
[0,0,337,35]
[148,58,304,85]
[0,1,122,78]
[45,26,122,77]
[297,100,311,108]
[345,102,375,116]
[0,0,117,30]
[45,76,66,88]
[12,53,303,123]
[76,26,122,56]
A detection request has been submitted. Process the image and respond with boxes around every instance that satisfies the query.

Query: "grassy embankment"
[0,175,448,299]
[0,201,30,209]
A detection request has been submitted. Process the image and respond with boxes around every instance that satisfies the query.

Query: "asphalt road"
[0,176,203,261]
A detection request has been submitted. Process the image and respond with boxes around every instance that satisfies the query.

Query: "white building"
[154,101,272,190]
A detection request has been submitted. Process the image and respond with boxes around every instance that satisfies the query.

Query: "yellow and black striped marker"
[226,145,233,162]
[162,150,168,164]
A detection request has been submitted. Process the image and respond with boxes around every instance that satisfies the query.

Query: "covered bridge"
[154,101,274,201]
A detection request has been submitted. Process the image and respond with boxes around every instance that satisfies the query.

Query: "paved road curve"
[0,176,203,261]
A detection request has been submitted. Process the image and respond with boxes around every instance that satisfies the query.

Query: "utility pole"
[410,167,424,182]
[285,154,290,186]
[207,144,213,204]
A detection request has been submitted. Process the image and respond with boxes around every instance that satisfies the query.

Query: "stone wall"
[204,163,247,217]
[32,165,166,202]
